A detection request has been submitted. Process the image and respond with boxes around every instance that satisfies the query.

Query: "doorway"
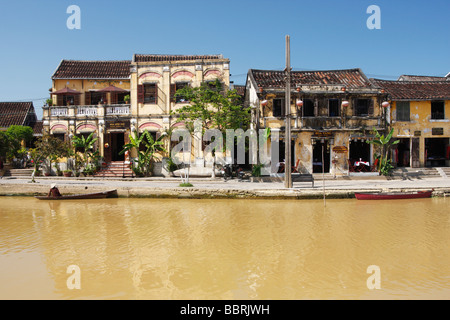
[111,132,125,161]
[395,138,411,167]
[425,138,449,167]
[312,140,330,173]
[349,140,370,164]
[278,139,296,173]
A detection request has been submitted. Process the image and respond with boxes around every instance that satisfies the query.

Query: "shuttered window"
[354,99,372,116]
[396,101,410,121]
[144,84,157,104]
[137,84,144,104]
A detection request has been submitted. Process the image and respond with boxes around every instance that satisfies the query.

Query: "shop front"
[104,120,130,163]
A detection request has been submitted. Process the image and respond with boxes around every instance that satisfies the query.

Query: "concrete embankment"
[1,177,450,200]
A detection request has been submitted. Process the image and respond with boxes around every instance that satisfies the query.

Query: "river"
[0,197,449,300]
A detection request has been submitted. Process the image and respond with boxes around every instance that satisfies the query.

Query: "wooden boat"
[355,190,433,200]
[35,189,118,200]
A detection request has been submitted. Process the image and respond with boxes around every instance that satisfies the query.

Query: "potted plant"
[46,98,53,107]
[63,170,72,177]
[124,94,130,104]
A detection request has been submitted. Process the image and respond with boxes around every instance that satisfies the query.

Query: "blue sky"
[1,0,449,119]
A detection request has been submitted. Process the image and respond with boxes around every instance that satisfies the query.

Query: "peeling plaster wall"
[391,100,450,167]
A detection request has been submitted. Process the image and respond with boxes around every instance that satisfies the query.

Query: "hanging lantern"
[261,100,268,106]
[296,99,303,107]
[341,87,346,92]
[342,101,349,107]
[382,101,390,108]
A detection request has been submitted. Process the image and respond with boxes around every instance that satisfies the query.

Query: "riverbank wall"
[1,177,450,200]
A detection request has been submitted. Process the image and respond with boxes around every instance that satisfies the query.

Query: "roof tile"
[371,79,450,100]
[52,60,131,79]
[250,69,374,89]
[134,54,225,63]
[0,102,35,128]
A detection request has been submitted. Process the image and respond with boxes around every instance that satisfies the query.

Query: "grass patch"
[179,183,194,188]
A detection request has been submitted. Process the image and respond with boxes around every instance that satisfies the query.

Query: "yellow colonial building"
[42,55,230,176]
[372,79,450,168]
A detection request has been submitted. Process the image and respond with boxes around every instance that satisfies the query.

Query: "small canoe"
[35,189,118,200]
[355,190,433,200]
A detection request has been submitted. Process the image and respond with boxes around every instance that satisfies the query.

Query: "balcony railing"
[106,104,130,116]
[77,106,98,116]
[301,117,342,129]
[50,108,68,117]
[48,104,131,118]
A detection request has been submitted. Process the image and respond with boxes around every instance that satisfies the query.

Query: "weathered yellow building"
[130,54,230,166]
[42,55,230,176]
[245,69,388,176]
[43,60,132,166]
[372,79,450,168]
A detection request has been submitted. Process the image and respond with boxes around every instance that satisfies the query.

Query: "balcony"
[106,104,130,116]
[77,106,98,116]
[50,107,69,117]
[301,117,342,129]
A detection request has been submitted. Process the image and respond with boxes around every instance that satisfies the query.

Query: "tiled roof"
[52,60,131,79]
[133,54,225,63]
[0,102,35,128]
[249,68,375,89]
[233,85,246,97]
[398,75,449,81]
[371,79,450,100]
[31,121,43,136]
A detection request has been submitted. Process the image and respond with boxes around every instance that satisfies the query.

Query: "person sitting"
[48,183,62,197]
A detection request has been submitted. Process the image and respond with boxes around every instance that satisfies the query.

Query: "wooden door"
[411,138,420,168]
[104,133,112,163]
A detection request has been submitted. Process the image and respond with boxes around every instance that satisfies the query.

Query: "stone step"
[7,169,34,176]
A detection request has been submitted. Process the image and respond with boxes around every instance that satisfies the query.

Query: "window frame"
[396,101,411,122]
[303,99,315,117]
[328,99,340,117]
[272,98,285,117]
[354,98,371,117]
[431,100,445,120]
[174,82,190,104]
[143,83,158,104]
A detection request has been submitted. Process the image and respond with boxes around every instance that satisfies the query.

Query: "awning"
[52,87,81,95]
[97,85,129,93]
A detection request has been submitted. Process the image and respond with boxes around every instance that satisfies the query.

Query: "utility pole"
[285,35,292,189]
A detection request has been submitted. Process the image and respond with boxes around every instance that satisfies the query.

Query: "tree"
[0,131,10,160]
[3,125,34,163]
[172,80,251,133]
[171,80,251,179]
[120,130,166,177]
[367,128,399,176]
[72,132,98,173]
[35,135,70,175]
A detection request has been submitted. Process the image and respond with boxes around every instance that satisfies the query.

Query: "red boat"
[355,190,433,200]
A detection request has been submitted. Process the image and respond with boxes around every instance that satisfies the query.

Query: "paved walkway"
[1,175,450,199]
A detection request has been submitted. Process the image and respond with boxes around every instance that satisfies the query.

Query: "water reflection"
[0,197,449,299]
